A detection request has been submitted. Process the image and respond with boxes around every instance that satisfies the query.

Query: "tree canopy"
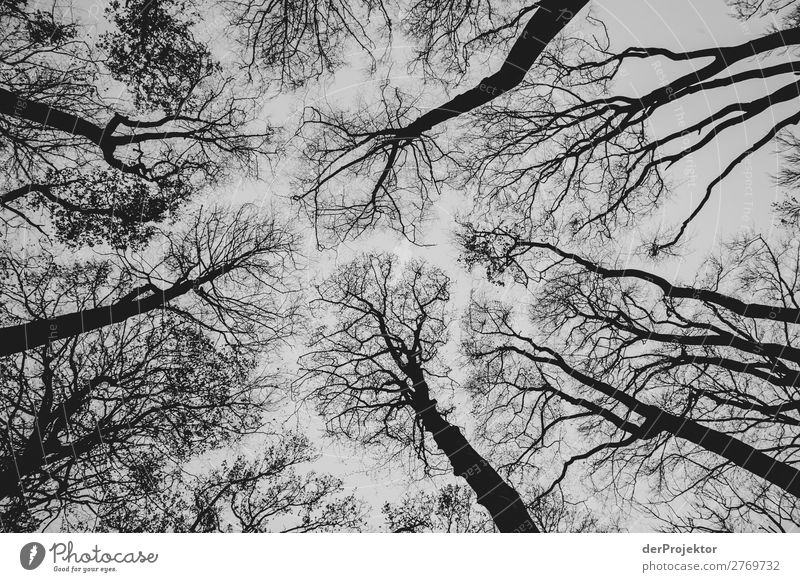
[3,0,800,533]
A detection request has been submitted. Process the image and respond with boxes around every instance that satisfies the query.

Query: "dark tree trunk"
[0,184,49,206]
[0,88,105,144]
[0,289,177,357]
[399,0,590,137]
[524,241,800,324]
[0,262,231,356]
[0,89,151,175]
[651,409,800,498]
[406,366,537,532]
[562,362,800,498]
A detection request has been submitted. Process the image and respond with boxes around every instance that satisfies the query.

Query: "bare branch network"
[3,0,800,533]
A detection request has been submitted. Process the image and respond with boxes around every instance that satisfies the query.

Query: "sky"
[232,0,790,531]
[55,0,794,531]
[212,1,788,530]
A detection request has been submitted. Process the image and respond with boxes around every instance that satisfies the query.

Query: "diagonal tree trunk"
[508,239,800,324]
[0,88,169,176]
[649,407,800,498]
[0,88,106,144]
[560,358,800,498]
[399,0,591,138]
[406,363,538,532]
[0,262,233,357]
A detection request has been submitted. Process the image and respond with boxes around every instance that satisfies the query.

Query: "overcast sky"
[52,0,788,531]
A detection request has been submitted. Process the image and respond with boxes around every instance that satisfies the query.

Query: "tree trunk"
[400,0,590,137]
[0,261,234,356]
[653,409,800,498]
[0,88,104,144]
[406,366,537,532]
[0,289,177,357]
[563,361,800,498]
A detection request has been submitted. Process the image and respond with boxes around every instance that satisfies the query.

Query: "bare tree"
[460,223,800,530]
[0,0,267,181]
[93,433,364,533]
[298,253,537,532]
[0,310,266,530]
[0,0,270,245]
[292,0,800,252]
[295,0,590,243]
[0,303,359,532]
[0,205,299,356]
[225,0,390,88]
[460,3,800,254]
[384,483,605,532]
[8,0,800,536]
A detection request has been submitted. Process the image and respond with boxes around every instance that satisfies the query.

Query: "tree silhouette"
[460,223,800,530]
[93,433,364,533]
[0,310,261,530]
[0,304,357,531]
[299,253,537,532]
[0,205,298,356]
[383,483,605,532]
[226,0,390,88]
[5,0,800,535]
[460,4,800,254]
[0,0,269,246]
[296,0,590,243]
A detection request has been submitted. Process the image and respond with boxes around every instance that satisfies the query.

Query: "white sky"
[59,0,793,531]
[221,1,790,531]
